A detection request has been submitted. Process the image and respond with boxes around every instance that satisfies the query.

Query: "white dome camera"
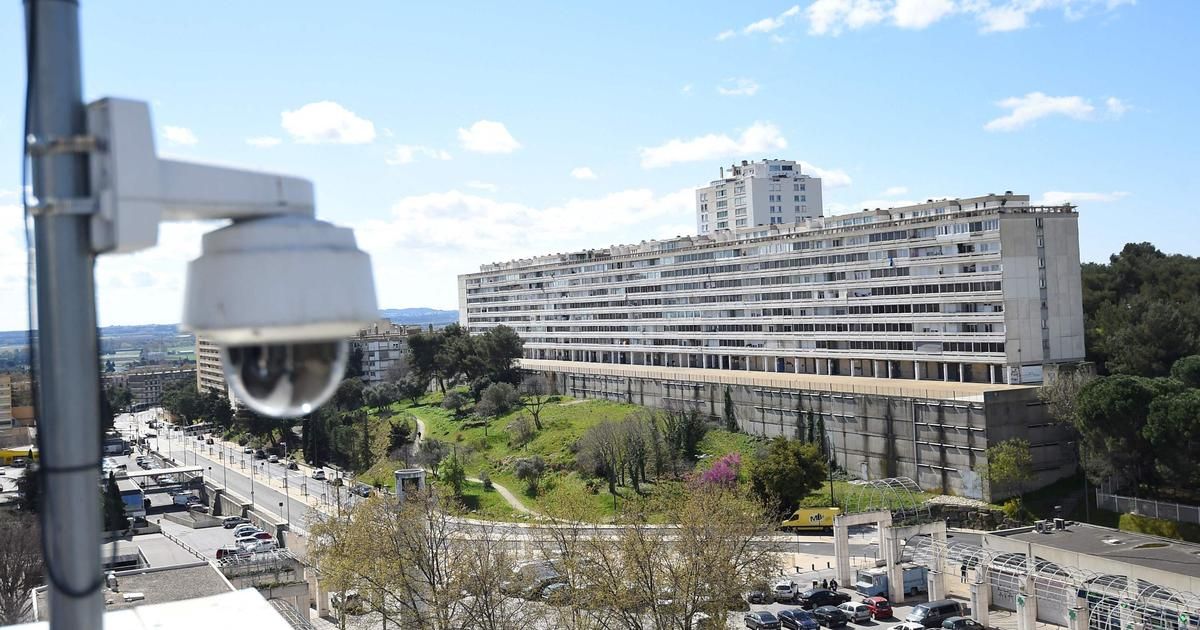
[182,216,377,417]
[86,97,379,418]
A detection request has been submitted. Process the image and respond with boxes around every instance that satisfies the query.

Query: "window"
[735,208,746,216]
[737,218,748,226]
[734,196,746,206]
[716,220,728,229]
[1038,257,1045,268]
[795,205,801,213]
[716,189,726,198]
[735,185,745,193]
[794,183,800,191]
[793,195,800,202]
[716,199,727,208]
[716,210,728,219]
[699,203,707,211]
[699,193,708,201]
[1035,217,1044,228]
[801,195,806,202]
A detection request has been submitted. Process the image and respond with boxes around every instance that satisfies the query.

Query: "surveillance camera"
[182,215,378,418]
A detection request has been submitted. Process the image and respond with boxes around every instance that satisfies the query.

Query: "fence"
[1096,490,1200,525]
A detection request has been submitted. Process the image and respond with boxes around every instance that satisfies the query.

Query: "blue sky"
[1,0,1196,330]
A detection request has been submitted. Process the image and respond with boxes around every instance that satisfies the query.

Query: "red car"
[862,596,893,619]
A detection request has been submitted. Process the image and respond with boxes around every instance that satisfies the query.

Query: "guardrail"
[1096,490,1200,524]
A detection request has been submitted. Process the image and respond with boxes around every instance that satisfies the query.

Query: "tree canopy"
[748,437,827,517]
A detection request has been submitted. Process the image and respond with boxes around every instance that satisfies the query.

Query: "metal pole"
[25,1,104,627]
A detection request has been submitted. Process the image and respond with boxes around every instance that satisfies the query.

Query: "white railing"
[1096,490,1200,525]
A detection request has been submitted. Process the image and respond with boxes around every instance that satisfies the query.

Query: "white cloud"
[639,122,788,169]
[801,161,854,188]
[715,29,736,41]
[745,4,803,34]
[162,126,198,146]
[975,0,1134,33]
[883,186,909,196]
[892,0,957,28]
[467,180,498,192]
[281,101,376,144]
[681,84,694,96]
[717,78,761,97]
[571,167,598,180]
[807,0,887,35]
[386,144,452,165]
[1039,191,1129,205]
[353,188,695,311]
[457,120,521,154]
[984,92,1100,131]
[1105,96,1130,117]
[245,136,282,148]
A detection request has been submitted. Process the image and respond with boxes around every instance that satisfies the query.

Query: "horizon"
[3,1,1198,330]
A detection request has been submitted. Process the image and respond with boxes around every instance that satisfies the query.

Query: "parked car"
[747,590,771,605]
[779,609,821,630]
[800,589,851,610]
[205,437,214,445]
[215,545,247,560]
[235,535,263,547]
[906,600,963,629]
[233,525,262,538]
[838,602,872,624]
[242,447,253,454]
[221,516,250,529]
[862,596,893,619]
[172,494,201,506]
[250,531,273,541]
[775,579,799,603]
[254,449,267,459]
[187,504,210,514]
[891,623,926,630]
[745,611,783,630]
[285,459,298,470]
[351,483,373,497]
[11,458,27,468]
[941,617,984,630]
[813,606,851,628]
[239,539,277,552]
[311,470,327,480]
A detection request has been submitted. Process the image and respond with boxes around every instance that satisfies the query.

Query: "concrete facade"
[525,359,1075,501]
[105,366,195,410]
[0,374,11,429]
[696,159,824,233]
[461,195,1084,386]
[195,336,229,397]
[350,319,420,385]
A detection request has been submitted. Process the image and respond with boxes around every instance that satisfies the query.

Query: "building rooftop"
[22,589,290,630]
[34,563,234,621]
[520,359,1034,401]
[989,522,1200,580]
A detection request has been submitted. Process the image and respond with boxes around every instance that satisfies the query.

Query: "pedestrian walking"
[821,578,829,589]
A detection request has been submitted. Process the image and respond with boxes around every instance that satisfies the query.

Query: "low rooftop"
[989,522,1200,580]
[520,359,1033,402]
[34,563,233,621]
[22,589,290,630]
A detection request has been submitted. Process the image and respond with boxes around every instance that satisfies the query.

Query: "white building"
[351,320,419,384]
[696,159,824,234]
[460,193,1084,385]
[195,337,232,399]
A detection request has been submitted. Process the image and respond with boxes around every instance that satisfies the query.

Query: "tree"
[723,386,737,432]
[1171,355,1200,388]
[1039,364,1095,426]
[805,410,816,444]
[1143,389,1200,494]
[520,374,553,431]
[577,419,624,495]
[0,514,42,625]
[334,378,366,412]
[388,419,412,453]
[440,453,466,497]
[16,463,40,513]
[984,438,1034,500]
[346,344,365,379]
[102,472,128,531]
[507,414,535,449]
[661,404,707,467]
[748,437,827,516]
[397,374,429,405]
[104,359,115,373]
[476,382,520,419]
[419,439,450,474]
[815,414,829,461]
[513,455,546,496]
[440,391,467,416]
[696,452,741,489]
[1102,296,1200,377]
[1075,375,1168,486]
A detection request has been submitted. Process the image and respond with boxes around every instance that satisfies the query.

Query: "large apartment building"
[696,159,824,234]
[351,320,419,384]
[461,193,1083,386]
[195,337,230,398]
[105,366,196,410]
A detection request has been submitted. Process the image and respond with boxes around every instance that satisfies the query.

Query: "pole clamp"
[29,197,97,216]
[25,134,102,157]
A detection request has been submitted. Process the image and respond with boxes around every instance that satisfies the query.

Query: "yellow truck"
[781,507,840,532]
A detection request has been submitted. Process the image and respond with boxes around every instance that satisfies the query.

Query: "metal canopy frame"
[844,477,931,523]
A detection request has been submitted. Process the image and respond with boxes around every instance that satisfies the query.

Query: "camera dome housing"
[182,215,378,417]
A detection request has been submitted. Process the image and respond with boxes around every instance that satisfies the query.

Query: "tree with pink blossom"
[696,452,741,488]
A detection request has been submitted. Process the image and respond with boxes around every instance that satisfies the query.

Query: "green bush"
[1002,498,1025,520]
[1119,513,1200,543]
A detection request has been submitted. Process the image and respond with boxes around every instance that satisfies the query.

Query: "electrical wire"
[23,0,106,601]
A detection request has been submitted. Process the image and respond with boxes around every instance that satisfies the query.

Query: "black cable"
[23,0,106,601]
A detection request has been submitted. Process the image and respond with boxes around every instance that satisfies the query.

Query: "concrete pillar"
[942,362,949,381]
[1016,575,1038,630]
[914,361,922,380]
[970,565,991,627]
[989,364,996,384]
[746,356,752,371]
[1066,595,1088,630]
[833,518,852,586]
[884,532,905,603]
[928,569,946,601]
[959,363,965,383]
[795,358,801,374]
[887,361,894,379]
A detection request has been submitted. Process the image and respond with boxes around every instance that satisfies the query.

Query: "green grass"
[457,480,522,521]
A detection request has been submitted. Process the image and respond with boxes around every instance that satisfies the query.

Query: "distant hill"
[379,308,459,326]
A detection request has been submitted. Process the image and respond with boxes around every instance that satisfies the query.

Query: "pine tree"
[815,414,828,459]
[723,387,737,432]
[805,410,816,444]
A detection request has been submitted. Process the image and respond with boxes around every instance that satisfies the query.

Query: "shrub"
[514,456,547,496]
[1001,498,1025,520]
[508,415,535,448]
[480,470,493,490]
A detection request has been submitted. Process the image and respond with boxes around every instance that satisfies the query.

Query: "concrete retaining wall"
[537,368,1075,501]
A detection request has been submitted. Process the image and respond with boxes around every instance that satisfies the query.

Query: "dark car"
[254,449,267,459]
[800,589,851,610]
[747,590,771,605]
[206,437,214,444]
[942,617,984,630]
[813,605,850,628]
[779,608,821,630]
[745,611,783,630]
[863,596,893,619]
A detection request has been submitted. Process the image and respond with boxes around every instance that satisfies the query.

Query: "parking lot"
[733,590,929,629]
